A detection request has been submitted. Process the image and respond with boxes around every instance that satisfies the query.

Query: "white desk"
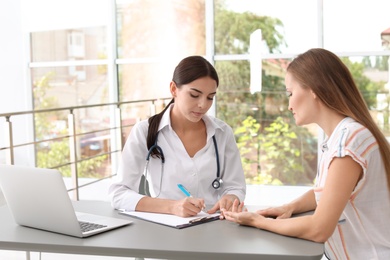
[0,201,324,260]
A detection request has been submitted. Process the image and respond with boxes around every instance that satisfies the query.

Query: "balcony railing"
[0,98,170,200]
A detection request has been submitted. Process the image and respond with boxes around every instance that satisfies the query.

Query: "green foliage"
[36,135,107,178]
[235,116,261,172]
[214,2,314,185]
[214,3,386,186]
[214,2,289,132]
[362,57,372,68]
[214,0,286,54]
[374,56,389,71]
[33,72,108,178]
[33,72,65,140]
[260,117,303,185]
[341,57,384,109]
[235,116,317,186]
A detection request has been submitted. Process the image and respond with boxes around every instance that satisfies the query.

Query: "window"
[213,0,390,186]
[2,0,389,199]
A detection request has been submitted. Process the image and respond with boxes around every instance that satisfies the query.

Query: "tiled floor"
[1,181,321,260]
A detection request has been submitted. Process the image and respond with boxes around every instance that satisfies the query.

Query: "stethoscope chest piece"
[211,177,223,190]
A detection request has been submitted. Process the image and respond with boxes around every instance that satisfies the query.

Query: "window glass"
[117,0,206,59]
[31,27,107,62]
[26,0,112,182]
[214,0,390,187]
[118,63,172,103]
[14,0,390,192]
[215,59,319,186]
[345,55,389,136]
[215,0,318,54]
[22,0,109,32]
[323,0,390,52]
[31,65,111,178]
[216,53,390,185]
[31,66,109,108]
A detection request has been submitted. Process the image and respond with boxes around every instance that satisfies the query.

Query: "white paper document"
[119,210,220,229]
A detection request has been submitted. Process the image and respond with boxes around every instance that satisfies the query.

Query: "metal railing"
[0,98,170,200]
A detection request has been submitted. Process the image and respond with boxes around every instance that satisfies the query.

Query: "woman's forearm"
[286,189,317,214]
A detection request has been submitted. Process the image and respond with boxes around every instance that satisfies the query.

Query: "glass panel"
[215,58,319,186]
[119,102,147,143]
[74,105,114,160]
[74,106,113,134]
[22,0,109,32]
[36,135,71,169]
[31,27,107,62]
[31,66,111,177]
[342,55,390,136]
[20,0,390,193]
[116,0,206,59]
[216,53,390,185]
[118,63,172,102]
[34,109,114,180]
[31,65,109,108]
[215,0,318,54]
[323,0,390,52]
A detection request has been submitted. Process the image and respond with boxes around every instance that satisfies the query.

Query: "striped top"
[314,117,390,259]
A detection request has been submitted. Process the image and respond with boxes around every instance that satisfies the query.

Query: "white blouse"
[315,117,390,259]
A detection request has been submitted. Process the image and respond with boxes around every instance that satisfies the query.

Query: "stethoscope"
[141,132,222,197]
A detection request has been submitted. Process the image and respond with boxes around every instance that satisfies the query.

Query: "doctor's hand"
[171,197,205,217]
[207,194,242,218]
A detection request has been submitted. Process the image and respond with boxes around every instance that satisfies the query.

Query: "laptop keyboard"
[79,221,107,232]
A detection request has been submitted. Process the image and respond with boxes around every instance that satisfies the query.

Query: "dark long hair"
[146,55,219,158]
[287,48,390,192]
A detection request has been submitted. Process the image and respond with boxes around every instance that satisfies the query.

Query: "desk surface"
[0,201,324,260]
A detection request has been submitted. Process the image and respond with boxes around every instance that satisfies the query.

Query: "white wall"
[0,0,35,166]
[0,0,26,114]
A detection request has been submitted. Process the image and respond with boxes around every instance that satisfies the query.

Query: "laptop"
[0,164,132,238]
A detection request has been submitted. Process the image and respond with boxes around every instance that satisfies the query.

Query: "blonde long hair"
[287,48,390,192]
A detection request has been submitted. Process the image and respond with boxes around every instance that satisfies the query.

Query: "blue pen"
[177,184,192,197]
[178,184,206,212]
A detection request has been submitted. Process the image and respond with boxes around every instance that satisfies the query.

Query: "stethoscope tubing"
[142,133,221,196]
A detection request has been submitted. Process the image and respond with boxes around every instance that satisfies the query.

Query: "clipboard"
[119,210,220,229]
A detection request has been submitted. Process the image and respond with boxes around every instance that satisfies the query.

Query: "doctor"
[109,56,246,217]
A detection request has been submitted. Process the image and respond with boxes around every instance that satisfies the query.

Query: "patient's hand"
[256,205,293,219]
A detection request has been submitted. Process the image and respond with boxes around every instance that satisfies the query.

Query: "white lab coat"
[109,104,246,211]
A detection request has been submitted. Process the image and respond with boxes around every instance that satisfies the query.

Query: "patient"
[223,48,390,259]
